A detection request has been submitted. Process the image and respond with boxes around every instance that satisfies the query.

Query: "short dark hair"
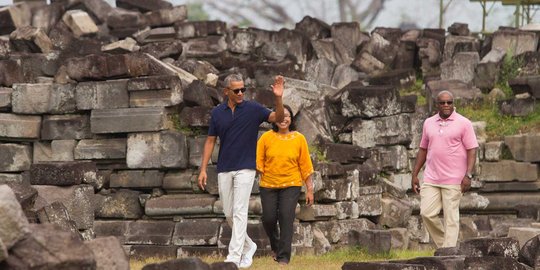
[271,105,295,132]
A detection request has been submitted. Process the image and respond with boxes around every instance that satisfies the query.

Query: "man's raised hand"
[271,75,284,97]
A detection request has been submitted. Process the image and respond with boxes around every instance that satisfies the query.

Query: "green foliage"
[459,99,540,141]
[399,78,426,106]
[496,50,522,97]
[187,3,209,21]
[170,114,204,136]
[308,144,328,163]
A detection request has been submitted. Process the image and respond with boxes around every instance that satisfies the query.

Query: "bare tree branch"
[357,0,386,28]
[260,0,295,25]
[204,1,252,25]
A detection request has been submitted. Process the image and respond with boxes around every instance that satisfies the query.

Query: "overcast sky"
[0,0,533,32]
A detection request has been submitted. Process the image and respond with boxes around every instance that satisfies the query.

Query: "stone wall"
[0,0,539,265]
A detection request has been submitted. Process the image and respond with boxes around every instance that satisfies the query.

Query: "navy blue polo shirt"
[208,100,271,173]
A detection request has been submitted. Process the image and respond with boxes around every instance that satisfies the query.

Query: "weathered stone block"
[9,26,54,53]
[341,83,400,118]
[505,134,540,162]
[145,5,187,27]
[480,161,538,182]
[0,143,31,172]
[91,107,173,134]
[0,113,41,139]
[379,197,412,228]
[0,87,12,109]
[348,229,391,254]
[75,138,127,160]
[162,170,193,191]
[0,185,30,249]
[30,161,97,186]
[352,114,411,148]
[171,218,222,246]
[11,83,76,114]
[441,52,480,84]
[0,59,24,87]
[36,201,79,236]
[76,79,129,110]
[492,29,538,55]
[33,185,95,229]
[41,114,91,140]
[484,141,504,161]
[4,224,96,269]
[372,145,409,172]
[317,178,352,202]
[95,189,143,219]
[50,140,76,161]
[117,0,172,12]
[127,131,188,169]
[62,10,98,37]
[357,186,383,216]
[508,227,540,248]
[335,201,359,219]
[458,237,520,258]
[126,220,175,245]
[85,236,130,270]
[474,48,505,90]
[145,194,216,216]
[93,220,130,243]
[109,170,163,188]
[128,75,184,107]
[296,204,337,221]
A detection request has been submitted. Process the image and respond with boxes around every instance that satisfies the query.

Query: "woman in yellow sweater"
[256,105,314,266]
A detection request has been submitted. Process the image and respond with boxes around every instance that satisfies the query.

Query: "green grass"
[400,78,426,106]
[130,248,435,270]
[459,100,540,141]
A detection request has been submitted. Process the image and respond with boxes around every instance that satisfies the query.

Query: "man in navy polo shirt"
[198,74,284,268]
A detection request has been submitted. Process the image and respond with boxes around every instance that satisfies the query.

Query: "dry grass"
[130,248,435,270]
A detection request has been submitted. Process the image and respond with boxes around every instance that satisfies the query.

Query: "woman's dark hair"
[271,105,295,132]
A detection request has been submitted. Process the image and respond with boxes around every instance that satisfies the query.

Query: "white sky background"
[0,0,535,32]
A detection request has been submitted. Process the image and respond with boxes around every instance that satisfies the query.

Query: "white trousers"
[218,169,256,262]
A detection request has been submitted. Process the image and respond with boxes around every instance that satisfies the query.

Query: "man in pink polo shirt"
[411,90,478,248]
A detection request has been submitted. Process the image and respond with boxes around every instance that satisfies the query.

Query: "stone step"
[74,138,127,160]
[480,161,538,182]
[145,194,216,216]
[0,113,41,139]
[90,107,173,134]
[41,114,92,140]
[75,79,129,110]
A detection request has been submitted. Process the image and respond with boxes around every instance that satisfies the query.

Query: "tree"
[199,0,387,30]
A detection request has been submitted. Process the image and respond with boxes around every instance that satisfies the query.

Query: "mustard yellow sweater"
[256,130,314,188]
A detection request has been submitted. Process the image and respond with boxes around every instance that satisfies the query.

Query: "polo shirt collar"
[222,100,246,110]
[435,110,456,121]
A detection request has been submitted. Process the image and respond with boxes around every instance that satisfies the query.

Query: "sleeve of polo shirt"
[298,134,314,181]
[256,132,267,174]
[462,120,479,149]
[208,111,217,136]
[419,120,429,149]
[255,102,272,123]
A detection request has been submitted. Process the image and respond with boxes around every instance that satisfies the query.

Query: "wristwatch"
[465,173,473,179]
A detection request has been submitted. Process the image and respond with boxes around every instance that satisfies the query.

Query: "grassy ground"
[130,248,435,270]
[459,100,540,141]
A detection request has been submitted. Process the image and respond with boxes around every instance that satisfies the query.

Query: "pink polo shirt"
[419,111,479,185]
